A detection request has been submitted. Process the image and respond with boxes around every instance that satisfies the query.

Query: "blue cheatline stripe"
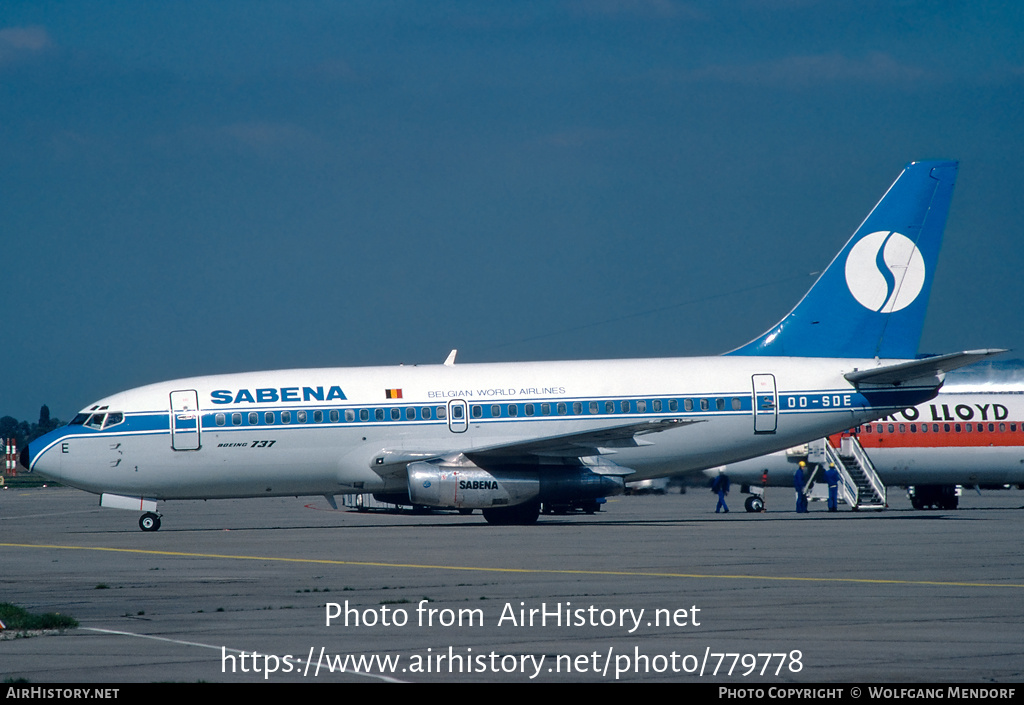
[42,386,935,445]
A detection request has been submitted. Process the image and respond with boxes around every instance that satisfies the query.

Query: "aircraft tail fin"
[727,160,958,359]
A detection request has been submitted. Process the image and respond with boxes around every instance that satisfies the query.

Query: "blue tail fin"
[727,160,958,359]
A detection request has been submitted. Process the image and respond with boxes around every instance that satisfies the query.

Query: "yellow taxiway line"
[3,542,1023,589]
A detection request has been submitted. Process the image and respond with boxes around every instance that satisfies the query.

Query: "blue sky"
[3,1,1023,421]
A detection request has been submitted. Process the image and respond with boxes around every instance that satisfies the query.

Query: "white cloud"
[566,0,706,20]
[0,26,53,65]
[680,51,929,88]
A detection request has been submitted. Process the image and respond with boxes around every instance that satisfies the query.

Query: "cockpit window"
[76,411,124,429]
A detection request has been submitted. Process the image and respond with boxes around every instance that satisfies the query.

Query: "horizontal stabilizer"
[844,349,1007,386]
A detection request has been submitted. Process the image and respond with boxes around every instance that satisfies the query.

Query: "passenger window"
[700,399,709,411]
[573,402,582,415]
[622,401,631,414]
[541,403,550,416]
[684,399,693,412]
[637,400,646,413]
[731,398,741,411]
[389,408,399,420]
[249,412,259,425]
[281,411,291,424]
[716,398,725,411]
[669,399,678,412]
[360,409,369,421]
[265,412,275,425]
[557,403,567,415]
[606,401,615,414]
[652,400,662,412]
[408,407,417,420]
[508,405,518,417]
[422,407,432,420]
[525,404,535,416]
[589,402,599,414]
[297,411,307,423]
[471,405,482,419]
[452,405,464,419]
[232,413,242,426]
[491,405,501,417]
[318,410,327,423]
[375,409,385,421]
[216,414,226,427]
[436,406,446,419]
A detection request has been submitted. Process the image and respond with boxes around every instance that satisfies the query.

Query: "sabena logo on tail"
[728,160,958,359]
[844,230,926,313]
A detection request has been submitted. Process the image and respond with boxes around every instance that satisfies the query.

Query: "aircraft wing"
[466,417,698,462]
[375,418,699,470]
[844,349,1007,386]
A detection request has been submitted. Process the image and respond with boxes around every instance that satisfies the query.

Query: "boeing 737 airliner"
[24,161,1003,529]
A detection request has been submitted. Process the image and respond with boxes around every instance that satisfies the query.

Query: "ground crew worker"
[825,462,840,512]
[712,471,730,513]
[794,461,808,513]
[760,468,768,512]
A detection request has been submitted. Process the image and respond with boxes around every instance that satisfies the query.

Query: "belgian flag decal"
[385,388,403,399]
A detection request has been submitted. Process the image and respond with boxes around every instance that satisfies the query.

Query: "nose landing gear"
[139,512,162,532]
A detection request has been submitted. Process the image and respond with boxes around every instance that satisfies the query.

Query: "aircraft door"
[170,389,202,450]
[752,374,778,434]
[448,399,469,433]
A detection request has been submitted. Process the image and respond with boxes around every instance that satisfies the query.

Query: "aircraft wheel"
[139,513,161,532]
[744,496,764,513]
[482,502,540,525]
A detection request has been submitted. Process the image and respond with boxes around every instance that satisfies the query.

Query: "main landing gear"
[481,501,541,525]
[139,512,162,532]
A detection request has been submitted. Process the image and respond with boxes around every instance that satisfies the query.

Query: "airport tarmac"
[1,485,1022,684]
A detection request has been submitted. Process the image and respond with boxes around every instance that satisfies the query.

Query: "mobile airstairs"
[794,436,887,510]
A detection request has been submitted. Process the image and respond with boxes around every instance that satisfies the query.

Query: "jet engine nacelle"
[406,460,624,509]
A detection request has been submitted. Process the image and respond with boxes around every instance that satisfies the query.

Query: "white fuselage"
[29,355,938,501]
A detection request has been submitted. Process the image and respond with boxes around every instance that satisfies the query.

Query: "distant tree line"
[0,405,64,454]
